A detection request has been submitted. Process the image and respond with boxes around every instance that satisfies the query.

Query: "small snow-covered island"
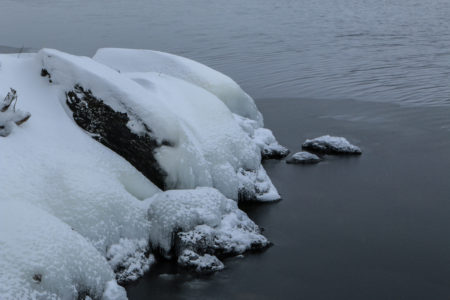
[0,48,290,299]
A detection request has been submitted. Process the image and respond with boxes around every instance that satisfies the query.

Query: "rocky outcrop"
[302,135,362,155]
[286,151,321,164]
[65,84,168,189]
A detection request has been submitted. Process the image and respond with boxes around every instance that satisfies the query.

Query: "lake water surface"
[1,0,450,106]
[2,0,450,299]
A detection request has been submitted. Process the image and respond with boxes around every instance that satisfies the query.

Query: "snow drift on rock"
[94,48,263,126]
[0,47,280,299]
[147,187,270,272]
[40,48,279,201]
[302,135,362,154]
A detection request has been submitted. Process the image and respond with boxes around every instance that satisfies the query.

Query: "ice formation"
[286,151,321,164]
[0,48,280,299]
[39,48,280,201]
[93,48,263,126]
[302,135,362,154]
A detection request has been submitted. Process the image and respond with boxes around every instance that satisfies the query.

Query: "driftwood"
[0,89,31,137]
[0,88,17,112]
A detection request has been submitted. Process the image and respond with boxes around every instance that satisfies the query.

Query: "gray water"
[2,1,450,299]
[1,0,450,106]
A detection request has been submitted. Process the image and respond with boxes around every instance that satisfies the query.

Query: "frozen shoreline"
[0,48,287,300]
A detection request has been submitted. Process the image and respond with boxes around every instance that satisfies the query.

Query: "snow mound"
[286,151,321,164]
[0,52,159,298]
[40,48,278,201]
[94,48,263,126]
[302,135,362,154]
[147,187,270,271]
[0,47,281,298]
[0,201,121,300]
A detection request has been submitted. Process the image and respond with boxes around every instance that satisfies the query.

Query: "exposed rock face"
[66,84,167,189]
[286,151,321,164]
[302,135,362,155]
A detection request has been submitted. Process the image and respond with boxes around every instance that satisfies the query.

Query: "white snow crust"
[302,135,362,154]
[93,48,263,126]
[40,49,278,201]
[286,151,321,164]
[147,187,269,269]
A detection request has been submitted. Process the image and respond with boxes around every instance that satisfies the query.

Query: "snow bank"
[0,201,122,300]
[302,135,362,154]
[94,48,263,126]
[0,52,157,298]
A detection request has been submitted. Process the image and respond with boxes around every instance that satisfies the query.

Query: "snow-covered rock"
[106,238,155,284]
[0,48,279,298]
[302,135,362,155]
[286,151,321,164]
[40,48,279,201]
[233,114,289,159]
[177,250,224,273]
[147,187,270,271]
[93,48,263,126]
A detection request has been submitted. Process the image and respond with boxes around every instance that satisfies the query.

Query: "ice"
[302,135,362,154]
[93,48,263,126]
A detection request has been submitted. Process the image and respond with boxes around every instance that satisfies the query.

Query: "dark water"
[127,98,450,300]
[1,0,450,106]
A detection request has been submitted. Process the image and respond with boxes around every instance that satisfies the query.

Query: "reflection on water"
[1,0,449,106]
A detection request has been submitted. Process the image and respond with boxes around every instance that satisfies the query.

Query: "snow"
[93,48,263,126]
[0,48,279,298]
[147,187,270,269]
[0,201,120,300]
[286,151,321,164]
[106,239,155,283]
[177,250,224,273]
[40,48,278,201]
[302,135,362,154]
[0,52,159,299]
[234,114,289,159]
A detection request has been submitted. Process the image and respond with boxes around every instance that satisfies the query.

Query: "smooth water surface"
[1,0,450,106]
[127,98,450,299]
